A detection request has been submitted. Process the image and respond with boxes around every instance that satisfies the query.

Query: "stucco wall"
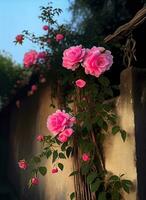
[104,68,137,200]
[9,86,74,200]
[9,68,137,199]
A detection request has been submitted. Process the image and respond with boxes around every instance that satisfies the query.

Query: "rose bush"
[16,4,133,200]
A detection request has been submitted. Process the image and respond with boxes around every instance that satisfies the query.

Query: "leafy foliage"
[16,3,133,199]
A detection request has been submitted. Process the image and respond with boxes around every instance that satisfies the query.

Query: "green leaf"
[61,142,68,151]
[121,180,133,193]
[70,192,75,200]
[98,192,107,200]
[98,76,110,87]
[59,152,66,159]
[39,166,47,176]
[33,156,41,163]
[120,130,127,142]
[58,163,64,171]
[96,116,104,128]
[90,179,101,192]
[52,150,58,163]
[46,150,52,158]
[87,172,98,185]
[66,146,73,158]
[81,164,90,175]
[109,175,120,182]
[69,170,79,177]
[112,126,120,135]
[111,190,120,200]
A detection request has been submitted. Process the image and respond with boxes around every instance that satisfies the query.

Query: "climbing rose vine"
[16,3,133,200]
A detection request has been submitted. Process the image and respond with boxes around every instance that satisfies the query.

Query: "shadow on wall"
[8,85,74,200]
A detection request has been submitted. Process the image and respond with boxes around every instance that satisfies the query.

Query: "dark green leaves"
[33,156,41,163]
[112,126,120,135]
[66,146,73,158]
[59,152,66,159]
[58,163,64,171]
[98,76,110,87]
[121,180,133,193]
[69,171,79,177]
[87,172,97,185]
[70,192,75,200]
[112,126,127,142]
[98,192,106,200]
[81,164,90,175]
[46,150,52,159]
[120,130,127,142]
[52,150,58,163]
[90,179,101,192]
[39,166,47,176]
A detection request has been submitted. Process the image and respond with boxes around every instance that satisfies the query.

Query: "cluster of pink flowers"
[23,50,47,68]
[62,45,113,77]
[47,110,76,143]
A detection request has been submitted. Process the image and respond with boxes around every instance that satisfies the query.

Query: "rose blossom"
[31,177,39,185]
[47,110,71,135]
[82,153,90,162]
[57,133,68,143]
[31,84,37,92]
[18,160,28,170]
[52,168,58,174]
[23,50,38,68]
[75,79,86,88]
[37,51,47,59]
[55,34,64,42]
[62,45,85,71]
[16,34,24,44]
[83,46,113,77]
[61,128,74,137]
[36,135,44,142]
[43,25,49,31]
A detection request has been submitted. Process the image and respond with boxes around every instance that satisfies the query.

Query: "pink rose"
[61,128,74,137]
[55,34,64,42]
[83,47,113,77]
[15,34,24,44]
[23,50,38,68]
[52,167,58,174]
[47,110,70,135]
[31,85,37,92]
[62,45,85,71]
[75,79,86,88]
[43,25,49,31]
[31,177,39,185]
[18,160,28,170]
[82,153,90,162]
[37,51,47,59]
[36,135,44,142]
[57,133,68,143]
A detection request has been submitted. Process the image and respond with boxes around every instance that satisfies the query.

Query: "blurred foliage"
[0,53,22,109]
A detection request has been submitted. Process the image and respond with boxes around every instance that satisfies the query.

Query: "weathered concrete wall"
[9,86,74,200]
[9,68,139,200]
[104,68,137,200]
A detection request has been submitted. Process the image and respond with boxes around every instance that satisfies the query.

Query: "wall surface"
[9,68,138,200]
[104,68,137,200]
[9,86,74,200]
